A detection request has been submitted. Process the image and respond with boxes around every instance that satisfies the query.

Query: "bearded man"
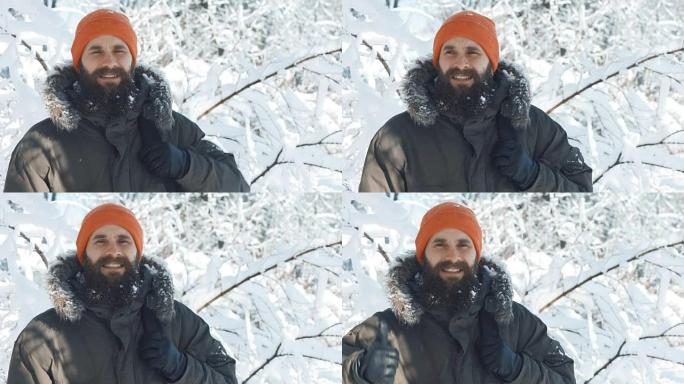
[4,9,249,192]
[8,203,237,384]
[342,202,576,383]
[358,11,592,192]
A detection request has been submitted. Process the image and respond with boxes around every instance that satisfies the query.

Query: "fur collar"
[45,252,176,323]
[400,58,531,129]
[42,62,174,134]
[386,254,514,327]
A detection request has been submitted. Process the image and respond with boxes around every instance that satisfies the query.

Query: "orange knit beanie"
[76,203,143,265]
[415,202,482,264]
[432,11,499,72]
[71,9,138,71]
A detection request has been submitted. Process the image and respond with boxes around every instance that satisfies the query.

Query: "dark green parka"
[4,63,249,192]
[358,59,592,192]
[342,256,576,384]
[8,254,237,384]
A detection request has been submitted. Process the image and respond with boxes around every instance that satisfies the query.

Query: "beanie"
[415,202,482,264]
[432,11,499,72]
[76,203,143,264]
[71,9,138,71]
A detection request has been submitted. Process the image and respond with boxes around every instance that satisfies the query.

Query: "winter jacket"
[8,254,237,384]
[342,256,576,384]
[4,63,249,192]
[358,59,592,192]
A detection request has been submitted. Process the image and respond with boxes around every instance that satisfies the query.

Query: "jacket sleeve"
[358,125,407,192]
[523,106,593,192]
[7,325,53,384]
[171,302,237,384]
[4,131,51,192]
[171,112,249,192]
[343,313,392,384]
[506,303,576,384]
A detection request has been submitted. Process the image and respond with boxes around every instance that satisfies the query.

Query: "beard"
[76,66,136,117]
[82,254,142,309]
[418,259,481,314]
[434,63,497,119]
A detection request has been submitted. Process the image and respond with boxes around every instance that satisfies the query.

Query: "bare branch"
[196,241,341,313]
[1,27,49,72]
[197,48,341,120]
[539,240,684,312]
[351,33,392,76]
[546,47,684,114]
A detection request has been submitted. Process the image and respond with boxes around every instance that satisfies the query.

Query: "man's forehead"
[84,35,128,49]
[429,228,473,242]
[441,36,483,50]
[90,224,133,238]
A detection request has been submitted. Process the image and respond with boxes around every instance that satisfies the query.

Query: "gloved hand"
[139,307,188,382]
[361,318,399,384]
[492,113,539,190]
[138,113,191,180]
[476,309,523,382]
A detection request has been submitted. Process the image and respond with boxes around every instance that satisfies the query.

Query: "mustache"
[93,255,134,269]
[442,67,481,81]
[434,260,470,271]
[90,66,130,78]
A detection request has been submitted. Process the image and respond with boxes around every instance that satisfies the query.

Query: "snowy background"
[0,0,342,192]
[343,193,684,383]
[0,193,342,383]
[341,0,684,191]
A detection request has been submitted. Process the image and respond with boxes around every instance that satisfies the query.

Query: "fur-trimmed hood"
[46,252,176,323]
[386,254,514,327]
[42,62,174,134]
[401,58,531,129]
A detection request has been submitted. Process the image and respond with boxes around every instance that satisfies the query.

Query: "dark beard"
[434,64,496,119]
[82,255,142,309]
[75,66,136,118]
[418,259,481,314]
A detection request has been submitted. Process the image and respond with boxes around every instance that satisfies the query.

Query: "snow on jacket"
[8,253,237,384]
[4,63,249,192]
[342,255,576,384]
[358,59,592,192]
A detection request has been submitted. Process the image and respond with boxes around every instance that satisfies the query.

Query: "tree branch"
[1,27,49,72]
[350,33,392,76]
[585,324,684,383]
[250,146,343,186]
[196,241,341,313]
[197,48,341,120]
[546,47,684,114]
[538,240,684,312]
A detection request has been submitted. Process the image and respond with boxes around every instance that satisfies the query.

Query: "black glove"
[138,114,191,180]
[476,309,523,382]
[361,318,399,384]
[492,114,539,190]
[139,307,188,382]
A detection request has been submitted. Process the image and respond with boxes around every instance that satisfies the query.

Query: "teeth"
[443,267,462,272]
[103,263,123,268]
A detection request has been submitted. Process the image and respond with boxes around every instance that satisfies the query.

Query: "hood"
[386,254,514,327]
[401,58,531,129]
[42,62,174,134]
[45,252,176,323]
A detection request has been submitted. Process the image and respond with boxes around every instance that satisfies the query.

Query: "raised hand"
[362,318,400,384]
[491,113,539,190]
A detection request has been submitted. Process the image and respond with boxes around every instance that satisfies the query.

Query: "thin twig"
[197,48,341,120]
[196,241,341,313]
[547,47,684,114]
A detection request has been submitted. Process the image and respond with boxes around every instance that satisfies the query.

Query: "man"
[4,9,249,192]
[8,203,237,384]
[359,11,592,192]
[343,202,576,383]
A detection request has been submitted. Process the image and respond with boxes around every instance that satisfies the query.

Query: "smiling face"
[437,36,491,90]
[84,224,137,279]
[80,35,133,88]
[424,228,477,282]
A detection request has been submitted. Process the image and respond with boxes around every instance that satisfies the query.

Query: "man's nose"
[99,52,118,68]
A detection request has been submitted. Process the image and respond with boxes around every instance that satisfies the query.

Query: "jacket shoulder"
[14,308,64,345]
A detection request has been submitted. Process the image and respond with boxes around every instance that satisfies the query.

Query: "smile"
[441,266,463,273]
[102,263,124,269]
[451,75,472,81]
